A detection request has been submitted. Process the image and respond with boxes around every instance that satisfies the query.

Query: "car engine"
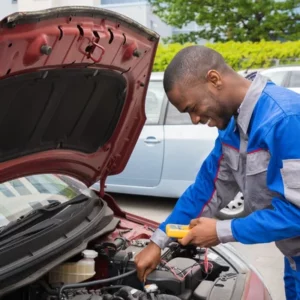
[3,235,235,300]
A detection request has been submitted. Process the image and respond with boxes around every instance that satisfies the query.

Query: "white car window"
[165,102,192,125]
[145,81,165,125]
[288,71,300,87]
[261,70,288,86]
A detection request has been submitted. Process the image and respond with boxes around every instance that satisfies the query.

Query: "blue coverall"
[151,73,300,299]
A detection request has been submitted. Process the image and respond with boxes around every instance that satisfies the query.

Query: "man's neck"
[231,77,252,114]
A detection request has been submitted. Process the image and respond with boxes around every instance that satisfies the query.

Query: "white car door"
[161,102,218,197]
[260,69,289,86]
[286,70,300,94]
[105,80,165,188]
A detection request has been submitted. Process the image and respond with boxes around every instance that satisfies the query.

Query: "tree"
[149,0,300,43]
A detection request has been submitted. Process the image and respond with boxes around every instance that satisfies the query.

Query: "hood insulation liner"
[0,68,126,162]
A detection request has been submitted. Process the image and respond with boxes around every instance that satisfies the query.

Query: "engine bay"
[2,217,240,300]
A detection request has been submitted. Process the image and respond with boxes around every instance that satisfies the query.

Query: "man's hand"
[179,217,220,247]
[134,241,161,282]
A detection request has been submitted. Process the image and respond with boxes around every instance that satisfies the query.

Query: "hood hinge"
[100,156,116,197]
[99,176,107,198]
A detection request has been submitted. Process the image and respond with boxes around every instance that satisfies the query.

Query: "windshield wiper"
[0,219,59,249]
[0,194,89,238]
[25,194,89,215]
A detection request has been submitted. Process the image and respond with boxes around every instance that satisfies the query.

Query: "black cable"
[59,269,137,299]
[38,280,58,295]
[101,285,129,291]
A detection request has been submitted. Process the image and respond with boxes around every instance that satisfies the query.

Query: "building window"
[10,179,31,196]
[145,81,165,125]
[0,184,14,198]
[150,20,154,30]
[165,102,192,125]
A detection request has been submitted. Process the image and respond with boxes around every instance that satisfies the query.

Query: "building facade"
[1,0,99,20]
[100,0,172,38]
[0,0,206,43]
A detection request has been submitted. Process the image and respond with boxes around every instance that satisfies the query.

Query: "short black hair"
[163,45,229,93]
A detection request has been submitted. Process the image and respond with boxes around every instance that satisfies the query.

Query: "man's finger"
[136,266,145,282]
[143,268,155,283]
[178,230,193,246]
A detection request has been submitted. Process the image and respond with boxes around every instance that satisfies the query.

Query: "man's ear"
[206,70,222,89]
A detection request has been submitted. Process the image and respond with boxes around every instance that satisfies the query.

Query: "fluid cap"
[144,284,159,293]
[82,249,98,259]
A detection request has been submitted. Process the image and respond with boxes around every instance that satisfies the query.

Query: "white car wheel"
[217,192,245,220]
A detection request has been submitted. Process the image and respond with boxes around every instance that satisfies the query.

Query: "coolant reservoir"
[49,250,98,284]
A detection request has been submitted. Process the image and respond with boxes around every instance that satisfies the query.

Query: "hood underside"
[0,6,159,189]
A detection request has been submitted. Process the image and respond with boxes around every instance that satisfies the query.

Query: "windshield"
[0,174,87,227]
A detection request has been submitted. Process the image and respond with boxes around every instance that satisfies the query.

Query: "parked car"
[0,6,271,300]
[105,71,218,197]
[260,66,300,94]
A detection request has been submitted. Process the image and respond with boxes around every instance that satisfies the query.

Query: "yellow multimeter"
[166,224,190,239]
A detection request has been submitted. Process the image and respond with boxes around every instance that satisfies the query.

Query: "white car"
[260,66,300,93]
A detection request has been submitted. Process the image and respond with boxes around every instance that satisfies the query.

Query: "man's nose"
[190,113,200,124]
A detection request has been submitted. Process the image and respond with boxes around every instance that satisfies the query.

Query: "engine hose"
[59,269,137,299]
[157,295,182,300]
[114,287,181,300]
[38,280,58,295]
[112,296,125,300]
[101,285,130,292]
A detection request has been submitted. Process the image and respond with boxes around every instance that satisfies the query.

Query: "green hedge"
[153,41,300,72]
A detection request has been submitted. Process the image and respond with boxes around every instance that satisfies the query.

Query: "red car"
[0,6,271,300]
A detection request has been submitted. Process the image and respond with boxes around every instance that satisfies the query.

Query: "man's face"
[167,76,233,130]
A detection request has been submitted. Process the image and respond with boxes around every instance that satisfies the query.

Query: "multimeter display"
[166,224,190,238]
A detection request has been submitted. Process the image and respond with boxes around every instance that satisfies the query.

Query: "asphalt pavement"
[114,193,285,300]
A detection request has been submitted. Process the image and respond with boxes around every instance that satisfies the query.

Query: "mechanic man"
[135,46,300,299]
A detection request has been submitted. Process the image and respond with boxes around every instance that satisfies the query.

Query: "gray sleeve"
[280,159,300,208]
[150,228,173,249]
[216,220,236,243]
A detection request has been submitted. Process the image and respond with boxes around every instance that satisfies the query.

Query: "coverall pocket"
[246,150,270,175]
[217,157,234,181]
[246,150,272,210]
[222,145,239,171]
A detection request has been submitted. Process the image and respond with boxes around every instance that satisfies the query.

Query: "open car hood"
[0,6,159,193]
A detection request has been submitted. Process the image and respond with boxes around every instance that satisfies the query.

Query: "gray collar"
[237,73,268,135]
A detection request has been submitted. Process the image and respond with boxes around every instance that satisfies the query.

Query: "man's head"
[163,46,250,130]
